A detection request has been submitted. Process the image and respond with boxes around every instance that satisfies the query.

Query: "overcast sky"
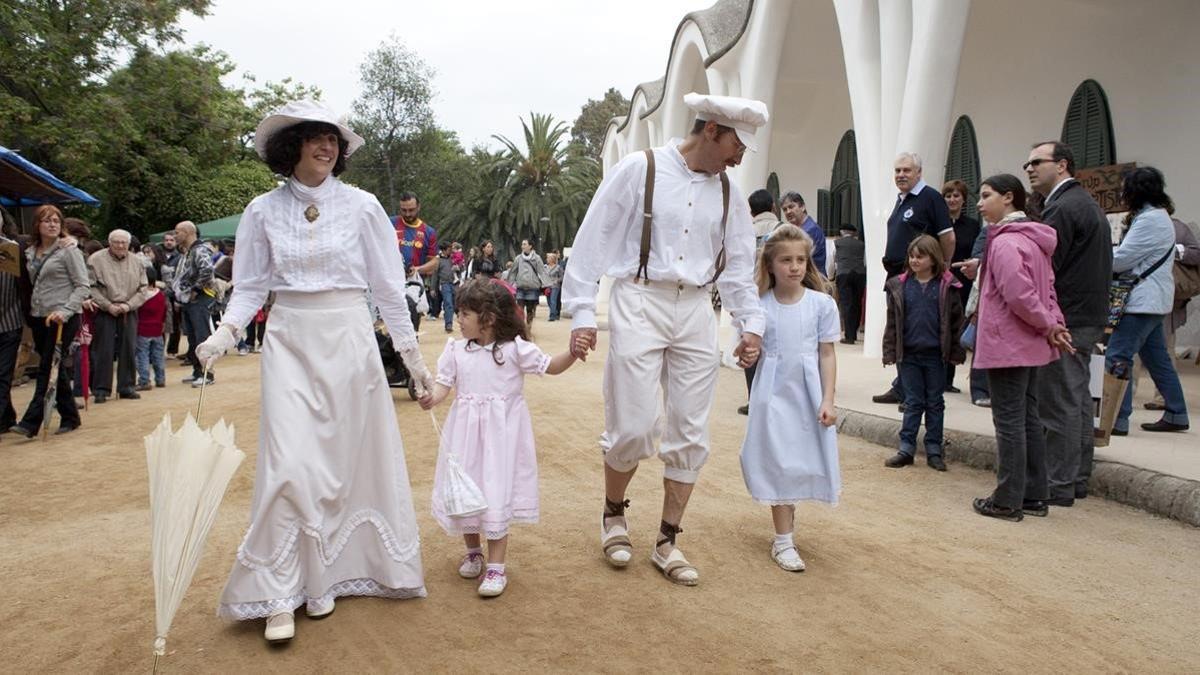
[179,0,703,150]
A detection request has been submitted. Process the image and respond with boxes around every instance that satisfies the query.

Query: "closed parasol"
[146,373,244,667]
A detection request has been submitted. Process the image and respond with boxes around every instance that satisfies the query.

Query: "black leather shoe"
[94,393,108,404]
[945,385,962,394]
[1140,419,1189,433]
[884,453,914,468]
[1074,484,1089,499]
[9,424,36,439]
[1045,496,1075,507]
[1110,428,1127,437]
[54,424,79,435]
[1021,500,1049,517]
[927,456,947,472]
[119,391,141,400]
[737,404,749,416]
[872,389,903,404]
[973,497,1024,522]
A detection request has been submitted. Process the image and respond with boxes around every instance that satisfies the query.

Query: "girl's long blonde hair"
[755,224,828,295]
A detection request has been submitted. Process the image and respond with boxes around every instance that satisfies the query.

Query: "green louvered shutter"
[817,189,832,236]
[766,172,780,205]
[828,130,864,239]
[944,115,981,220]
[1061,79,1116,168]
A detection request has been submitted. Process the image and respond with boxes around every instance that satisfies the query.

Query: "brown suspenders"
[634,148,730,286]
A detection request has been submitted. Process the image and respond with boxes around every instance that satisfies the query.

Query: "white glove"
[196,324,238,368]
[399,345,434,396]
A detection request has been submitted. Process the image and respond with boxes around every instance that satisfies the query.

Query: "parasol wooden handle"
[195,365,211,425]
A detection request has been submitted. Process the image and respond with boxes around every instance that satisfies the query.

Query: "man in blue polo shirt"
[873,152,955,405]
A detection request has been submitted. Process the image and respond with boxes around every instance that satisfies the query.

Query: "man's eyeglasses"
[1022,157,1059,170]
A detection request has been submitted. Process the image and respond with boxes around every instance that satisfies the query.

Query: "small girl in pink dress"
[419,279,578,597]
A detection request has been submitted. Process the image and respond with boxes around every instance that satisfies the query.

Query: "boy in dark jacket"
[882,235,965,471]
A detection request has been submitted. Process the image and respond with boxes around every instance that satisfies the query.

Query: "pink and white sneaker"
[477,569,507,597]
[458,552,484,579]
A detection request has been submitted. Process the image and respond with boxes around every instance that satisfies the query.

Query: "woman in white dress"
[197,100,434,643]
[739,225,840,572]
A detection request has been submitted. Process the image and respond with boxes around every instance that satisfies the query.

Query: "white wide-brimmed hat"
[684,92,769,152]
[253,100,365,160]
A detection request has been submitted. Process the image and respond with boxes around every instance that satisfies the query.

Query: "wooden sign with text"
[1075,163,1136,213]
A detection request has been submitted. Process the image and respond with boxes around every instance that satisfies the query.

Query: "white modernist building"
[602,0,1200,356]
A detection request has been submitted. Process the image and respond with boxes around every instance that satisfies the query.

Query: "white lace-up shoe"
[477,569,508,597]
[264,611,295,643]
[458,552,484,579]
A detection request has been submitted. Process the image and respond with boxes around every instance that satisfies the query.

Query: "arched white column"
[834,0,971,358]
[834,0,886,357]
[895,0,972,187]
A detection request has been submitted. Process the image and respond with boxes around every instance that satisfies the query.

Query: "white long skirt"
[217,289,425,620]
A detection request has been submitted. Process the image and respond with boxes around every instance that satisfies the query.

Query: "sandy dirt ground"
[1,316,1198,673]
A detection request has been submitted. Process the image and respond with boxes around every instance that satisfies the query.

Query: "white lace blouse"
[223,176,418,351]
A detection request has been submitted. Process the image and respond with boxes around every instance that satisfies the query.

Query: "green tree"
[21,46,285,240]
[180,160,277,225]
[439,147,511,249]
[0,0,212,167]
[570,87,629,162]
[349,35,436,210]
[489,113,599,255]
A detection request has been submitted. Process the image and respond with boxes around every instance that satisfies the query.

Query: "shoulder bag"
[1107,247,1174,332]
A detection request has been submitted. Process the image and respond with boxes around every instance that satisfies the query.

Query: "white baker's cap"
[254,99,365,160]
[684,92,769,152]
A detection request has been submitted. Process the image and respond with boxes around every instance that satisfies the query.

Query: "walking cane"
[41,319,65,441]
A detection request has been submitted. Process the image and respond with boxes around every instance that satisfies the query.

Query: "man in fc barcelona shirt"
[393,192,439,276]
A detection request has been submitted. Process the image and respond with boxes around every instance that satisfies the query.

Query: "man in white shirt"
[563,93,767,586]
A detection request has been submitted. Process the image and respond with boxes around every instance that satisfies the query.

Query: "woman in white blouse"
[196,101,433,644]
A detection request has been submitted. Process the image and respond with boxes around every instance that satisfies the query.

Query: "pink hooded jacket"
[973,219,1066,369]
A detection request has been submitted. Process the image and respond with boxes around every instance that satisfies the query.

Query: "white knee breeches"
[601,278,720,483]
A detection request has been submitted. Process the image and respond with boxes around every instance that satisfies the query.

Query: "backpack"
[1175,260,1200,306]
[1172,219,1200,306]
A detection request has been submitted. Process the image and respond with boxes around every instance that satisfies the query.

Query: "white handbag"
[429,411,487,518]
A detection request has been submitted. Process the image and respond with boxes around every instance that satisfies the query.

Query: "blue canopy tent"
[0,145,100,233]
[0,145,101,209]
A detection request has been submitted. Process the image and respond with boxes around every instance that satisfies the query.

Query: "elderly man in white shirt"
[564,93,767,586]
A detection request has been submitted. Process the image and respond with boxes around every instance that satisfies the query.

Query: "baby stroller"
[373,271,428,400]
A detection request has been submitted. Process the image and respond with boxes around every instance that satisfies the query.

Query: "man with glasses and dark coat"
[1025,141,1112,504]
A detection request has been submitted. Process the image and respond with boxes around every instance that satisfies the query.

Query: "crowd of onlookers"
[736,140,1197,522]
[387,192,566,335]
[7,149,1194,526]
[0,210,264,438]
[0,193,570,439]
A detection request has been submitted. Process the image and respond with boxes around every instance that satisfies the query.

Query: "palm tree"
[488,113,599,255]
[439,147,510,249]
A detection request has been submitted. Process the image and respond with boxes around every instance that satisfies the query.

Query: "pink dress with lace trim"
[431,337,549,539]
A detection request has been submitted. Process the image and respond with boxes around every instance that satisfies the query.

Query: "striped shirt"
[0,238,24,332]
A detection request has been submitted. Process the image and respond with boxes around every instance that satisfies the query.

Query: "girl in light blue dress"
[740,224,841,572]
